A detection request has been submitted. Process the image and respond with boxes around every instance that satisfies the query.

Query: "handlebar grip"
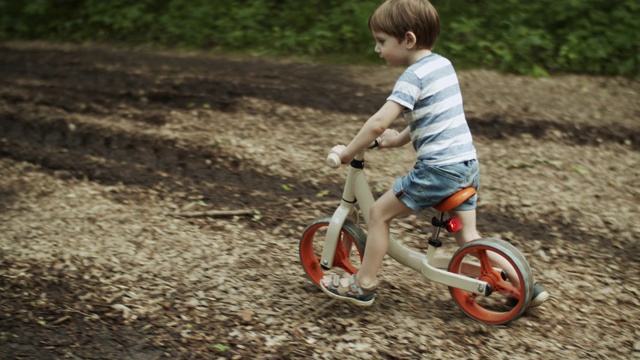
[367,137,383,149]
[327,152,341,168]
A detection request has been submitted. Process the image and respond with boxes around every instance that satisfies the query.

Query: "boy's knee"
[369,203,387,224]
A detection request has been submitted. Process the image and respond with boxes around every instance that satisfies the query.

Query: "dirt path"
[1,42,639,359]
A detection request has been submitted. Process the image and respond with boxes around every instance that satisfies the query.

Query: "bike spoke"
[495,280,521,299]
[467,293,478,304]
[334,246,358,273]
[335,261,358,274]
[476,249,493,277]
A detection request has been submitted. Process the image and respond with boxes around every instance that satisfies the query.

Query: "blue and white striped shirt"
[387,54,476,165]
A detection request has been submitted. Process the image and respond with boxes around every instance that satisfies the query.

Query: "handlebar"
[326,137,382,168]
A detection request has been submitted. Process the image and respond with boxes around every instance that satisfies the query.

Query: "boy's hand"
[379,129,400,149]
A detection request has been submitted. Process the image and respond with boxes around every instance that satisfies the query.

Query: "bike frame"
[320,149,491,296]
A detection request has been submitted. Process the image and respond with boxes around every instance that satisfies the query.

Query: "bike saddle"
[433,187,477,212]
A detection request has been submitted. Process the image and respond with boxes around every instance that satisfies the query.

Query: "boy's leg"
[449,209,480,246]
[356,189,413,289]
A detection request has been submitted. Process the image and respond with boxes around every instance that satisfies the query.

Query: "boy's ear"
[404,31,417,49]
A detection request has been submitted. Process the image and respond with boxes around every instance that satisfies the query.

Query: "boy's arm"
[336,101,404,162]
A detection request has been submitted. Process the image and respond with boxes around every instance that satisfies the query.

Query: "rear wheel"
[448,238,534,325]
[299,217,367,290]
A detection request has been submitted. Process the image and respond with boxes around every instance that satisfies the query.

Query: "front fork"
[319,158,368,270]
[319,200,355,270]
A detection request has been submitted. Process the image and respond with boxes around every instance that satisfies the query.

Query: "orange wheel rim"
[299,222,363,288]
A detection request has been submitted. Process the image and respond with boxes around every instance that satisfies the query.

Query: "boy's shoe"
[505,282,550,308]
[529,282,550,308]
[320,274,376,307]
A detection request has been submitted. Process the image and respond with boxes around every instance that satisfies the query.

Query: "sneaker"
[504,282,549,308]
[529,282,550,308]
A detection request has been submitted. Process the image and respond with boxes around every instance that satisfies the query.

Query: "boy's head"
[369,0,440,50]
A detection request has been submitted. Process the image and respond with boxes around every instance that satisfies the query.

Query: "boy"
[321,0,549,308]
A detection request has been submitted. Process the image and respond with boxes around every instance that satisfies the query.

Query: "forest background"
[1,0,639,78]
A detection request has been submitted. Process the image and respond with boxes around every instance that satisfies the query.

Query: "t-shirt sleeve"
[386,70,421,111]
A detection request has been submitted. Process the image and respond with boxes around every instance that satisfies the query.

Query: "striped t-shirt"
[387,53,476,165]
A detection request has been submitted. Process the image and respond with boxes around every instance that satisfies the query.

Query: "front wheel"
[448,238,534,325]
[299,216,367,290]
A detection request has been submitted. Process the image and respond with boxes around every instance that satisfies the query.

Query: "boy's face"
[372,31,408,66]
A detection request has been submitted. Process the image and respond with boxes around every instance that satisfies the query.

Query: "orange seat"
[433,187,477,212]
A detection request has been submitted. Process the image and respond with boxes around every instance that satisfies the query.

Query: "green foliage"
[432,0,640,78]
[0,0,638,78]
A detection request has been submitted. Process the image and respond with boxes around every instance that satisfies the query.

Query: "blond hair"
[369,0,440,50]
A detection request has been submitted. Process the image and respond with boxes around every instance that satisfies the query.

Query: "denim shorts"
[392,159,479,212]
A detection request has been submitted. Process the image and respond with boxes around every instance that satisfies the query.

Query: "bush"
[0,0,638,78]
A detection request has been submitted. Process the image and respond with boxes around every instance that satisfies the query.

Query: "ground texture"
[1,42,639,359]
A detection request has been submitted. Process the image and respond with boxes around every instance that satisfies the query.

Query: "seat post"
[428,211,444,248]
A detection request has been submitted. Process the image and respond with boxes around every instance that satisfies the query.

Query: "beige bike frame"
[321,149,490,296]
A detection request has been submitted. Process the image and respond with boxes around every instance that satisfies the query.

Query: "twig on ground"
[172,209,255,218]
